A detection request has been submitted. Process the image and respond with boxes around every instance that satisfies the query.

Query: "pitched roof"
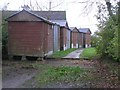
[2,10,66,20]
[2,11,18,19]
[70,27,79,32]
[6,9,54,25]
[78,28,91,34]
[31,11,66,20]
[70,27,77,30]
[50,20,67,27]
[69,27,75,30]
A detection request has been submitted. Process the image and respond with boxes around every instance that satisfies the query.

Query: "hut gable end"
[7,10,43,21]
[78,28,91,34]
[70,27,79,32]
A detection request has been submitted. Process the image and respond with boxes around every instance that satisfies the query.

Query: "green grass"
[50,48,77,58]
[80,47,98,59]
[36,66,87,86]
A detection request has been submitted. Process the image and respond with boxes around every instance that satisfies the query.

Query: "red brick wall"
[63,28,67,47]
[8,21,52,57]
[60,27,67,50]
[79,33,83,47]
[60,27,64,50]
[47,24,53,54]
[42,22,48,54]
[72,32,78,47]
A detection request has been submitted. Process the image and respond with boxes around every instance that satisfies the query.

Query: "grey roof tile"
[70,27,79,32]
[78,28,91,34]
[50,20,67,27]
[6,9,54,24]
[32,11,66,20]
[2,10,66,20]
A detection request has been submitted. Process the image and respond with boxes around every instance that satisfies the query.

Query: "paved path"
[63,49,84,58]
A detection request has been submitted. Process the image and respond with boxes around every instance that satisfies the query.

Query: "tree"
[2,18,8,58]
[2,3,10,59]
[91,33,100,47]
[20,0,64,11]
[78,0,120,61]
[96,1,120,61]
[1,3,9,11]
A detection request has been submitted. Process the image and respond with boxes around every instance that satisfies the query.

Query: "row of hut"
[3,9,91,59]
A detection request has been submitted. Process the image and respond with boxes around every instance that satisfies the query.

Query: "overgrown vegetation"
[80,48,98,59]
[50,48,77,58]
[96,16,119,61]
[2,17,8,59]
[92,1,120,62]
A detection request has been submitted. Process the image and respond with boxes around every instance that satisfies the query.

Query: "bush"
[91,34,100,47]
[2,18,8,59]
[96,16,120,62]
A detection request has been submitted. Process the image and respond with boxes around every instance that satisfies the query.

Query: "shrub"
[2,18,8,59]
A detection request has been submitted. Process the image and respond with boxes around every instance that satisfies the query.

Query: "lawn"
[80,47,98,59]
[36,66,91,87]
[50,48,77,58]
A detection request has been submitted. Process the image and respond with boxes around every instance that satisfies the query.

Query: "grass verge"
[36,66,91,86]
[50,48,77,58]
[80,47,98,59]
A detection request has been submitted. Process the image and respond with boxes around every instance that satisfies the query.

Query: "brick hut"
[70,27,80,48]
[4,10,69,52]
[51,20,70,50]
[6,9,55,60]
[78,28,91,48]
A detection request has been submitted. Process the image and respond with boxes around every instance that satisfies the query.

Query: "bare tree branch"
[51,1,63,9]
[2,3,9,11]
[105,1,116,21]
[35,0,42,11]
[79,0,96,16]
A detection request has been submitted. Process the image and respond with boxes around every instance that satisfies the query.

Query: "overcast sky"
[0,0,100,34]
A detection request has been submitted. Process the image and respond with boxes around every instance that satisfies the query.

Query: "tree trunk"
[106,1,115,21]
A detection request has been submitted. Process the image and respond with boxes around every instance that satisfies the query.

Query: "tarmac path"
[63,49,84,58]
